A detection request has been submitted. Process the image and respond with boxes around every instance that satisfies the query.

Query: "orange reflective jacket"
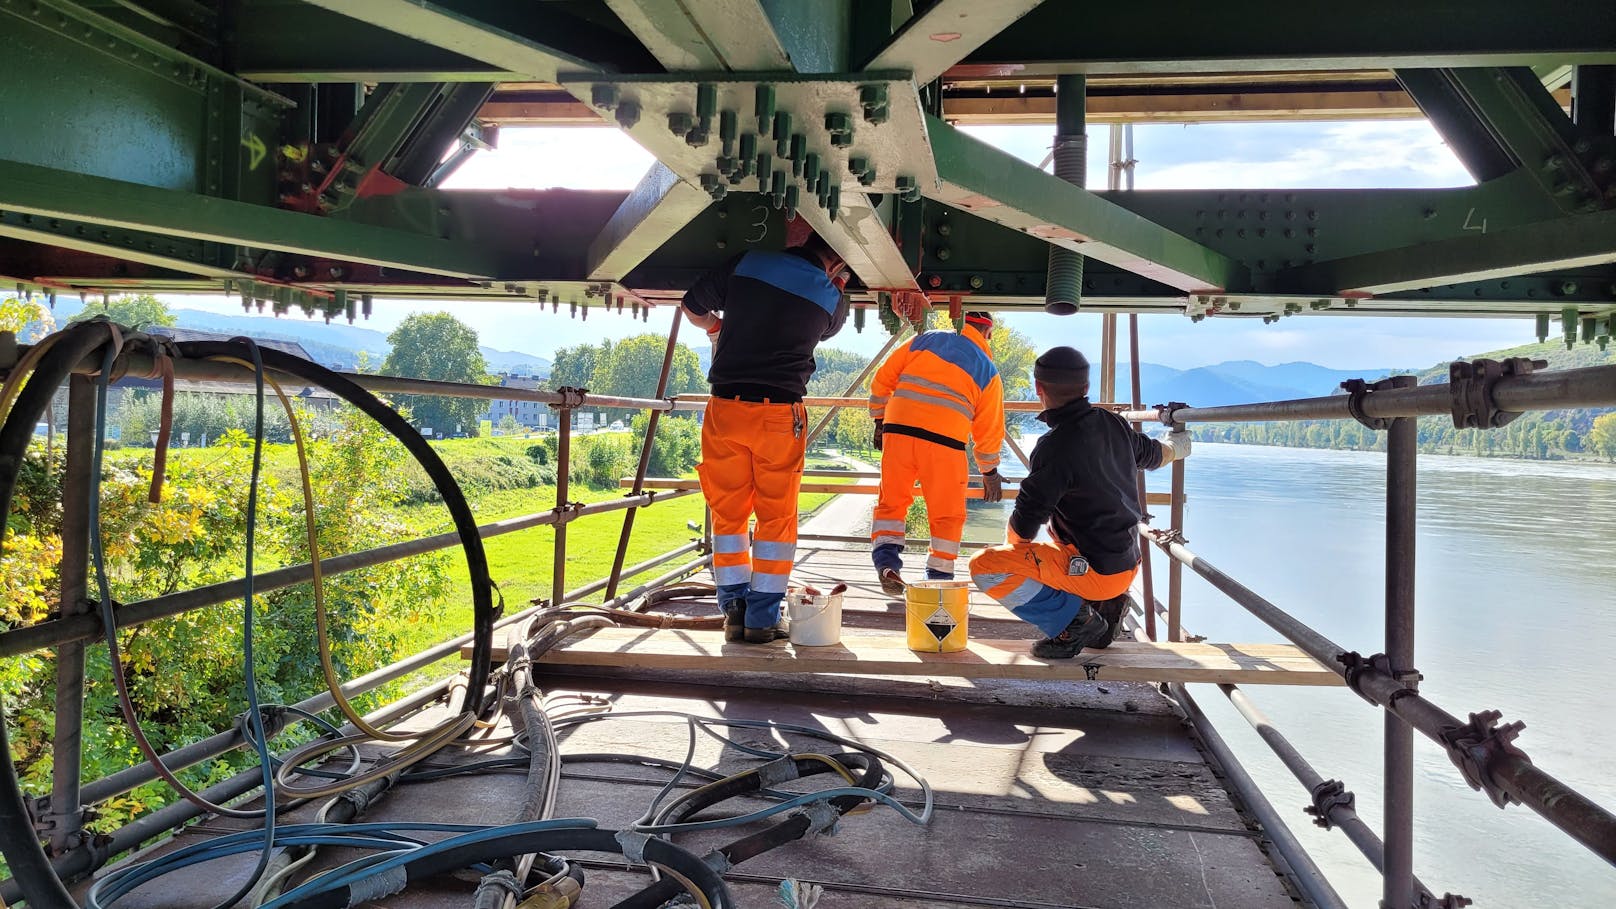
[868,325,1005,472]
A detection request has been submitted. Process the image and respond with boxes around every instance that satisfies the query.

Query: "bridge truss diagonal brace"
[864,0,1048,86]
[1272,207,1616,297]
[296,0,604,82]
[604,0,792,71]
[588,164,712,281]
[0,159,504,281]
[924,116,1246,294]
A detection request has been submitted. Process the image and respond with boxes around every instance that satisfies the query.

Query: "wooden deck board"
[509,627,1340,686]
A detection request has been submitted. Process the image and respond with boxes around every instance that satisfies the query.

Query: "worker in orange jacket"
[682,232,849,644]
[868,311,1005,594]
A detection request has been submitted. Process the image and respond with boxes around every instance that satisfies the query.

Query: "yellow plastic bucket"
[905,580,971,653]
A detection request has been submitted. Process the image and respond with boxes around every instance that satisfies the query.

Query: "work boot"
[878,568,906,597]
[1031,605,1111,660]
[742,619,790,645]
[1091,595,1129,649]
[721,600,746,643]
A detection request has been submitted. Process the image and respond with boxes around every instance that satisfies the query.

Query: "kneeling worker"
[968,346,1190,657]
[868,311,1005,593]
[681,233,849,644]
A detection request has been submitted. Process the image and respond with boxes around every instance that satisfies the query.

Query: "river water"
[822,441,1616,907]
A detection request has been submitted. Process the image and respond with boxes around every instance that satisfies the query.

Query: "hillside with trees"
[1188,340,1616,461]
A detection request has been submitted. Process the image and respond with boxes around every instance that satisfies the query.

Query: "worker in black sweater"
[968,346,1191,657]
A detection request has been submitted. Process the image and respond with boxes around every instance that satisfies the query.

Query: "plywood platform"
[496,627,1339,686]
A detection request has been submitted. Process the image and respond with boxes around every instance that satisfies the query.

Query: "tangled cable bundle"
[0,322,930,909]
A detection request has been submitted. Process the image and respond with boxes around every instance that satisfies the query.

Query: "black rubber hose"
[280,827,728,909]
[169,341,496,715]
[611,753,882,909]
[0,321,117,908]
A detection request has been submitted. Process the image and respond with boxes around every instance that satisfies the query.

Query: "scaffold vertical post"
[553,405,572,609]
[47,376,94,854]
[606,315,682,598]
[1129,314,1157,641]
[1383,415,1419,909]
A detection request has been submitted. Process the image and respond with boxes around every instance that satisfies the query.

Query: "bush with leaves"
[629,413,701,478]
[0,407,453,832]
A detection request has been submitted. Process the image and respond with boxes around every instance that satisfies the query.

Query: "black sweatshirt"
[1009,397,1165,574]
[683,249,848,401]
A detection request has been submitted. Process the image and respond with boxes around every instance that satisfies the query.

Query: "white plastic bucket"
[786,585,845,647]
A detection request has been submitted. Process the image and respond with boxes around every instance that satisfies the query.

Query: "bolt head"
[615,101,641,129]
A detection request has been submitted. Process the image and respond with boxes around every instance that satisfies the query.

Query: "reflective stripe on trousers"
[870,434,966,578]
[967,541,1136,637]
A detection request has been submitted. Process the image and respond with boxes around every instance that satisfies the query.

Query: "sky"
[170,120,1538,370]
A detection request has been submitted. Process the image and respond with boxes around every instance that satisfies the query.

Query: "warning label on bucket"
[923,605,957,642]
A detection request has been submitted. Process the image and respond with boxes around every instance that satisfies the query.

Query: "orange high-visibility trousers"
[967,541,1135,637]
[696,396,807,626]
[871,434,967,579]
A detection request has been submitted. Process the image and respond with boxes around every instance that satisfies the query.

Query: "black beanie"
[1034,346,1090,385]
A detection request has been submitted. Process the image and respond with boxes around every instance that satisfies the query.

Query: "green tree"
[497,414,521,436]
[0,296,56,342]
[989,324,1037,402]
[835,408,875,453]
[595,334,704,399]
[550,342,605,391]
[1591,412,1616,462]
[68,293,176,329]
[381,312,488,436]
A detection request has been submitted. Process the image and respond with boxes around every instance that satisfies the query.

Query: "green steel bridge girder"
[0,159,505,280]
[924,115,1247,294]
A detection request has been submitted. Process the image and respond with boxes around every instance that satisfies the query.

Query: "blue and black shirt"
[683,249,848,402]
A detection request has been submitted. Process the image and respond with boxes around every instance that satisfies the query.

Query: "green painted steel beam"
[588,164,712,281]
[1271,208,1616,296]
[0,211,241,279]
[965,0,1616,75]
[293,0,609,82]
[863,0,1045,85]
[925,115,1244,292]
[0,159,503,279]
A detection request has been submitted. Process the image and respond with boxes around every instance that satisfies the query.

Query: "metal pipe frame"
[1128,314,1157,641]
[44,377,94,855]
[606,316,681,598]
[1167,683,1350,909]
[0,490,696,659]
[1217,684,1458,908]
[551,407,573,611]
[673,394,1086,413]
[804,328,908,450]
[796,532,993,551]
[1119,363,1616,425]
[1143,529,1616,865]
[1384,418,1418,908]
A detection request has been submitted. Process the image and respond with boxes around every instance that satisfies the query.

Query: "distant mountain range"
[54,299,551,376]
[1116,360,1399,407]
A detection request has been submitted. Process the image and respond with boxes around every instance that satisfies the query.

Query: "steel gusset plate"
[559,72,937,208]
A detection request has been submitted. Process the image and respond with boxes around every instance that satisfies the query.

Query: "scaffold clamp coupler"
[1303,778,1354,830]
[551,385,588,409]
[1438,709,1529,809]
[1336,651,1420,704]
[1340,375,1418,430]
[1421,892,1474,909]
[1152,401,1188,426]
[1447,357,1543,429]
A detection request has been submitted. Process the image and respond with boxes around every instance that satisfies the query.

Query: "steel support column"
[605,315,682,598]
[45,377,94,855]
[1045,74,1087,313]
[1383,416,1418,909]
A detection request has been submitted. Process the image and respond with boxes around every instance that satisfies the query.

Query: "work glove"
[1166,427,1192,461]
[980,469,1003,503]
[872,420,884,451]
